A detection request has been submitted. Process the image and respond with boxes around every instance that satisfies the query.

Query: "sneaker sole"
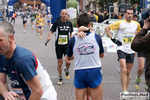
[57,81,62,85]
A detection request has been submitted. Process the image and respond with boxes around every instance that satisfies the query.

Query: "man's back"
[68,32,104,70]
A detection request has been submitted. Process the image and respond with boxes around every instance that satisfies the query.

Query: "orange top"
[118,15,121,19]
[12,14,17,18]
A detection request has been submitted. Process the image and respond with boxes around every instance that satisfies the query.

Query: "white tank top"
[73,32,102,70]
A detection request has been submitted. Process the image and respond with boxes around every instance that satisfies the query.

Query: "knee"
[127,70,131,75]
[139,66,144,72]
[121,68,127,74]
[58,60,63,67]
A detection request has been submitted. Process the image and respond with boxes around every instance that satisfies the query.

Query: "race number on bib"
[24,18,27,21]
[123,33,134,46]
[58,35,68,45]
[39,22,42,26]
[12,88,26,100]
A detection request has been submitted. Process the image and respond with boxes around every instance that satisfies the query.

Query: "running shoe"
[57,77,63,85]
[64,67,70,79]
[135,78,141,90]
[117,66,121,73]
[145,85,148,92]
[36,33,40,36]
[40,36,42,38]
[23,30,25,33]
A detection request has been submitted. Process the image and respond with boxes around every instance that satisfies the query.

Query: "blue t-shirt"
[0,46,38,99]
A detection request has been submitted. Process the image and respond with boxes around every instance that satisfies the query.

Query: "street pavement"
[0,17,147,100]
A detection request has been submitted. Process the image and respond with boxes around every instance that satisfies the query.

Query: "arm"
[27,75,43,100]
[131,19,150,51]
[67,37,75,61]
[47,31,53,42]
[43,18,46,24]
[0,73,19,100]
[105,26,112,38]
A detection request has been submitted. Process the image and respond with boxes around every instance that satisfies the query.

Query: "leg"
[40,27,44,38]
[24,23,27,30]
[13,18,15,24]
[119,59,128,92]
[126,63,133,89]
[10,18,13,24]
[49,22,51,28]
[90,83,103,100]
[85,87,91,100]
[57,59,63,77]
[75,87,87,100]
[137,57,145,79]
[65,55,71,70]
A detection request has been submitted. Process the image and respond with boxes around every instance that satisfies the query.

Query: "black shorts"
[117,50,135,63]
[55,45,68,59]
[23,21,27,24]
[138,51,147,58]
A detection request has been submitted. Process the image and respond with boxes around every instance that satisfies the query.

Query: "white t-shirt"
[109,20,141,54]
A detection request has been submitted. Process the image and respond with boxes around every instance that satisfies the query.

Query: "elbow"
[34,89,44,98]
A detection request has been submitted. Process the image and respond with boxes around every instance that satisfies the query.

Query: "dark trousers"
[0,95,4,100]
[10,18,15,24]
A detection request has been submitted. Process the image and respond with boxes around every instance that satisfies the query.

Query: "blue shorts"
[74,67,102,89]
[38,26,43,29]
[47,20,51,23]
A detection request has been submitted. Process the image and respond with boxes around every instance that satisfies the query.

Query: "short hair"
[125,7,133,13]
[0,21,15,37]
[77,13,90,27]
[146,10,150,18]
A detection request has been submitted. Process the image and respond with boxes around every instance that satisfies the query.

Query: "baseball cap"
[133,13,138,17]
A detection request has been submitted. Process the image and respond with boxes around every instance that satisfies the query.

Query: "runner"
[36,11,40,35]
[30,11,36,29]
[67,13,104,100]
[47,9,73,85]
[0,21,57,100]
[105,7,141,93]
[36,14,46,38]
[47,12,53,29]
[21,11,28,33]
[10,12,17,24]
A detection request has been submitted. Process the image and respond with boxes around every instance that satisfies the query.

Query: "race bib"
[31,17,34,19]
[12,88,26,100]
[39,22,42,26]
[24,18,27,21]
[123,33,134,46]
[58,35,68,45]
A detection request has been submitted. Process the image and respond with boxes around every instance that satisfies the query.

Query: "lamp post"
[34,1,36,10]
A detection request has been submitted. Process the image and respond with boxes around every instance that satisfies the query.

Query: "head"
[88,11,91,16]
[49,12,51,14]
[132,13,138,21]
[37,11,40,15]
[146,10,150,19]
[124,7,133,22]
[104,10,107,14]
[40,14,43,18]
[60,9,68,21]
[0,21,15,55]
[77,13,90,27]
[24,10,26,15]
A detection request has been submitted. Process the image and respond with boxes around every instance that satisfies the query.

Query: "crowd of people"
[0,5,150,100]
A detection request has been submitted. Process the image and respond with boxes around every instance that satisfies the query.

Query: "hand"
[3,91,19,100]
[77,32,86,38]
[111,38,122,46]
[78,26,89,32]
[47,36,51,42]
